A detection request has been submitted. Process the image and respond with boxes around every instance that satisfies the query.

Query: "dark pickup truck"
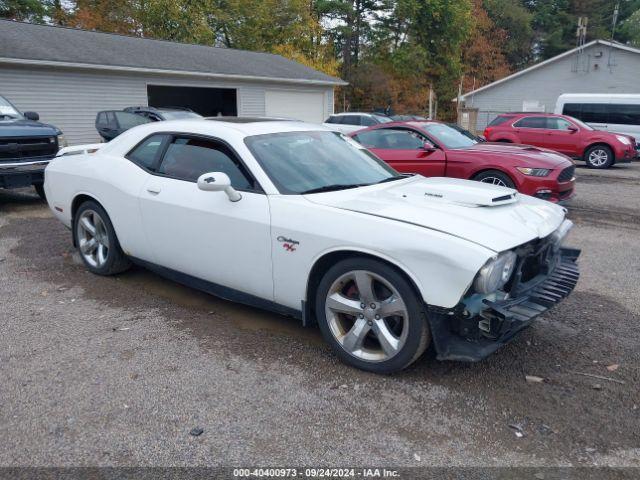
[0,94,65,199]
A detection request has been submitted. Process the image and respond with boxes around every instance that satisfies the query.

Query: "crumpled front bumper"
[428,247,580,362]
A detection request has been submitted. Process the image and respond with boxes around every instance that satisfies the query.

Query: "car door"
[544,117,580,156]
[512,116,551,147]
[137,134,274,300]
[353,128,447,177]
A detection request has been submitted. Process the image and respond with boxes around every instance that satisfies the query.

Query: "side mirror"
[24,111,39,121]
[567,125,578,133]
[421,141,436,152]
[197,172,242,202]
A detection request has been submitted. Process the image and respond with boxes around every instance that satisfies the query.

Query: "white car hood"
[305,176,566,252]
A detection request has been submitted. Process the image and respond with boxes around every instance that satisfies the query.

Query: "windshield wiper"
[300,183,366,194]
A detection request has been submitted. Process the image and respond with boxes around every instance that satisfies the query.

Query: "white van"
[554,94,640,142]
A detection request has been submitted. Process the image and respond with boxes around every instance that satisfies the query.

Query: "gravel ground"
[0,163,639,470]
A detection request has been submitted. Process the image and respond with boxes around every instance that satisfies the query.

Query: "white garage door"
[265,90,325,124]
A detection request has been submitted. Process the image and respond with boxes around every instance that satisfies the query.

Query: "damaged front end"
[428,223,580,362]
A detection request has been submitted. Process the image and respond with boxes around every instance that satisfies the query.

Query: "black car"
[0,94,65,199]
[95,110,152,141]
[95,107,202,141]
[123,106,202,122]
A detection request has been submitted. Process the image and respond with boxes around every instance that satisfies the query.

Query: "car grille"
[557,165,575,183]
[0,137,58,162]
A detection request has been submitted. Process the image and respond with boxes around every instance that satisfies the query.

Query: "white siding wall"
[0,64,336,145]
[462,44,640,130]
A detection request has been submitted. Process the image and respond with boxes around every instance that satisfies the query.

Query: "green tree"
[620,8,640,46]
[0,0,47,22]
[315,0,389,81]
[484,0,534,69]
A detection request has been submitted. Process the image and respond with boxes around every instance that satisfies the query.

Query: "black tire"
[33,183,46,200]
[73,200,131,275]
[584,144,614,169]
[473,170,516,189]
[315,257,430,373]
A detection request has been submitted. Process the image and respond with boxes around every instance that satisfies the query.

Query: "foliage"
[621,8,640,46]
[3,0,640,120]
[462,0,511,93]
[0,0,47,22]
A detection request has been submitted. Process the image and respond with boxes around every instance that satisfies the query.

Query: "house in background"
[0,20,345,145]
[458,40,640,132]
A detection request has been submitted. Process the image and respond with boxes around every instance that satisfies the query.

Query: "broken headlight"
[473,251,518,294]
[550,219,573,252]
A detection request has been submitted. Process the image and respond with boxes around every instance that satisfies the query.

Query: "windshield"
[244,131,400,194]
[161,111,202,120]
[566,116,594,131]
[419,123,477,149]
[0,96,22,120]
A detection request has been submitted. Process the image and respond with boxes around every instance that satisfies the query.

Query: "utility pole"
[608,1,620,69]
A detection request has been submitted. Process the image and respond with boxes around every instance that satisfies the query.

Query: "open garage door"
[265,90,326,124]
[147,85,237,117]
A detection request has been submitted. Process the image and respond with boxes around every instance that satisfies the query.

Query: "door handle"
[146,185,161,194]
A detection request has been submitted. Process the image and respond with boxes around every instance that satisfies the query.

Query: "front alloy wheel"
[316,258,430,373]
[585,145,613,169]
[73,200,131,275]
[325,270,410,362]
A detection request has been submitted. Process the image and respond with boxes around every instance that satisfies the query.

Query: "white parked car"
[45,119,580,373]
[323,112,392,134]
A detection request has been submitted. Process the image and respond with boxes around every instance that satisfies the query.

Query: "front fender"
[268,196,495,312]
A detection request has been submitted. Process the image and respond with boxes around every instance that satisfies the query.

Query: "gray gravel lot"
[0,162,639,469]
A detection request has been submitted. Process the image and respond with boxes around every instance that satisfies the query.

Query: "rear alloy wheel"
[585,145,613,169]
[315,258,430,373]
[74,201,131,275]
[473,170,515,189]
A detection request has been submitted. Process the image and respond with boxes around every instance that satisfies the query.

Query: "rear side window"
[341,115,361,126]
[114,111,152,129]
[487,115,514,127]
[157,136,254,190]
[96,112,107,126]
[514,117,547,128]
[608,104,640,125]
[126,134,168,170]
[563,103,608,124]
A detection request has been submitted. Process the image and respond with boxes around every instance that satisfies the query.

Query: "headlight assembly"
[473,250,518,294]
[57,134,68,148]
[616,135,631,145]
[516,167,551,177]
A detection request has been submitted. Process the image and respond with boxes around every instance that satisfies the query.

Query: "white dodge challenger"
[45,119,579,373]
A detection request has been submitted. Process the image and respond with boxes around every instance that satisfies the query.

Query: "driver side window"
[547,118,573,130]
[355,129,425,150]
[157,136,255,191]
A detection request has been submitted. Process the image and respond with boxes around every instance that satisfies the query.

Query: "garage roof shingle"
[0,20,345,86]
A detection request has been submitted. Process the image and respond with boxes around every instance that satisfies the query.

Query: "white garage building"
[0,20,345,145]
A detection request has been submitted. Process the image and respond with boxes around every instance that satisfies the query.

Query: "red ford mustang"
[350,121,575,203]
